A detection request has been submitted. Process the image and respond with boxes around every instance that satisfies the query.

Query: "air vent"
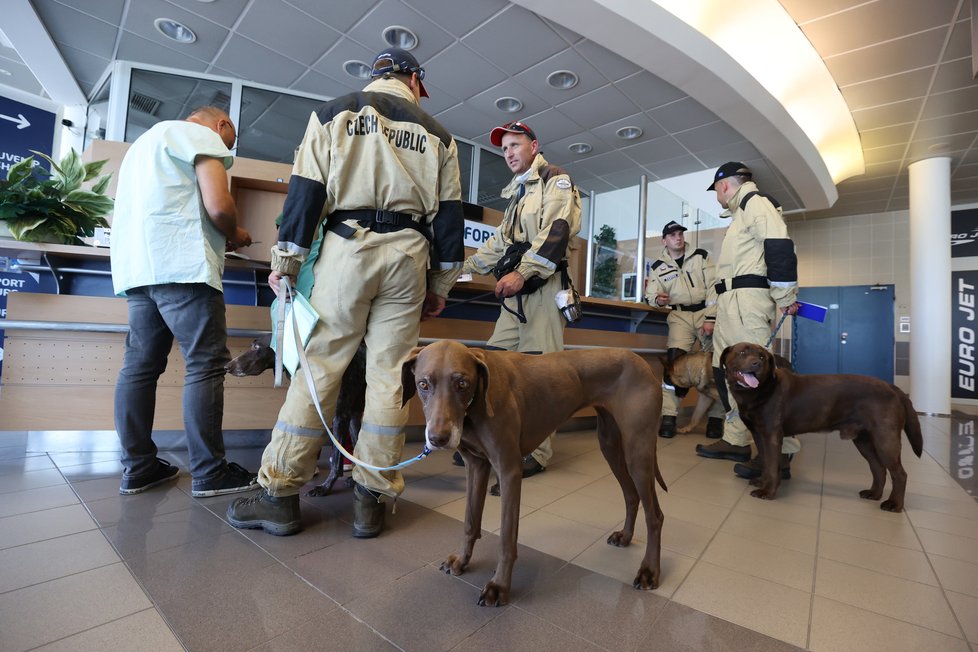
[129,92,161,116]
[209,91,232,112]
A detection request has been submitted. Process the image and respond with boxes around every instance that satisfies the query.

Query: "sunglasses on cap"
[490,120,538,146]
[370,57,425,81]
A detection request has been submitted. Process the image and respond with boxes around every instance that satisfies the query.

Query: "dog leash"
[278,277,432,471]
[765,311,790,348]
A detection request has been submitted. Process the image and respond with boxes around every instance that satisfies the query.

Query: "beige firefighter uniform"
[709,181,800,454]
[259,76,464,499]
[462,152,581,467]
[646,243,722,419]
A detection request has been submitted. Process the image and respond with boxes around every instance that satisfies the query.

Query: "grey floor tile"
[0,483,80,519]
[0,562,151,651]
[250,609,398,652]
[0,529,120,593]
[0,503,97,550]
[84,483,195,528]
[645,601,805,651]
[101,503,234,559]
[33,608,185,652]
[0,454,56,474]
[0,467,66,494]
[452,607,603,651]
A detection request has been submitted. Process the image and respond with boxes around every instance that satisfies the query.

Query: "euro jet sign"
[0,95,56,176]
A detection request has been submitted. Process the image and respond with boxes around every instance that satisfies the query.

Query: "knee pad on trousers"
[713,366,732,412]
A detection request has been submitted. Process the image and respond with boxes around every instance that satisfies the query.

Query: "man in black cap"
[646,220,723,438]
[696,162,801,480]
[462,120,581,478]
[227,47,465,537]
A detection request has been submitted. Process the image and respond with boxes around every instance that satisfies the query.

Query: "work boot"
[658,415,677,439]
[695,440,752,462]
[226,490,302,536]
[734,454,793,480]
[352,482,386,538]
[706,416,724,439]
[452,451,465,467]
[522,455,545,478]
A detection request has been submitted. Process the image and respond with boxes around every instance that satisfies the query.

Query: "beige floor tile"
[671,561,810,648]
[908,509,978,539]
[542,490,631,530]
[815,558,961,636]
[946,590,978,644]
[819,507,922,550]
[0,484,80,519]
[516,510,607,561]
[917,527,978,564]
[431,493,535,529]
[810,596,970,652]
[667,475,748,509]
[555,451,614,478]
[929,554,978,597]
[519,480,579,508]
[817,530,938,586]
[905,492,978,520]
[0,529,121,593]
[655,515,715,558]
[732,492,820,528]
[658,491,731,530]
[402,474,467,509]
[0,504,97,550]
[701,530,815,592]
[530,467,600,493]
[906,481,977,503]
[0,468,67,494]
[0,563,151,650]
[33,608,184,652]
[720,509,818,555]
[572,537,695,599]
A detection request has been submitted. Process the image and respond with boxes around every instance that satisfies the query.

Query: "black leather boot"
[352,482,386,538]
[734,454,792,480]
[658,415,677,438]
[226,490,302,536]
[706,416,724,439]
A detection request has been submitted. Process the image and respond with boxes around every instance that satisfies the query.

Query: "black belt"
[714,274,768,295]
[670,301,706,312]
[326,209,430,241]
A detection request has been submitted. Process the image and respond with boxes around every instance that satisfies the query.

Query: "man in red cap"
[461,121,581,479]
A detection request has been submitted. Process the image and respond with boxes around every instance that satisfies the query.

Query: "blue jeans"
[114,283,230,482]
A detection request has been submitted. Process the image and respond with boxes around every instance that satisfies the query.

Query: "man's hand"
[268,270,295,295]
[781,302,801,316]
[421,291,446,321]
[227,226,252,251]
[701,321,715,337]
[495,270,525,298]
[654,292,670,307]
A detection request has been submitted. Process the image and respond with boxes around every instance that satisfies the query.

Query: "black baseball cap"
[371,48,428,97]
[662,220,688,237]
[490,121,537,147]
[708,161,752,190]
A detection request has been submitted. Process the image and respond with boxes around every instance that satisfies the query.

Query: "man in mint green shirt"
[111,105,257,498]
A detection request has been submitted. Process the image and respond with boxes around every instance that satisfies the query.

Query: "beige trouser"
[712,288,801,455]
[487,274,564,466]
[258,227,428,498]
[662,309,713,418]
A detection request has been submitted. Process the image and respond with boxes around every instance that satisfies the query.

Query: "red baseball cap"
[489,121,537,147]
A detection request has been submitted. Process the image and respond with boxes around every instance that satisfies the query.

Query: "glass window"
[85,77,111,151]
[476,148,512,212]
[125,69,232,143]
[237,87,325,164]
[456,139,472,203]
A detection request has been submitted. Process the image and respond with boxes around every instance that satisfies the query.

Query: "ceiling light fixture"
[928,142,951,153]
[382,25,418,50]
[547,70,578,90]
[343,60,372,80]
[154,18,196,44]
[568,142,592,155]
[0,68,10,76]
[494,97,523,113]
[616,126,643,140]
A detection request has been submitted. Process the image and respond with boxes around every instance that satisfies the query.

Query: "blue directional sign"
[0,94,56,177]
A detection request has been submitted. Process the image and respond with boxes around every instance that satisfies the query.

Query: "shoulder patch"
[555,178,572,190]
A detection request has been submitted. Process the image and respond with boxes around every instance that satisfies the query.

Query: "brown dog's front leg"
[441,454,491,577]
[479,464,522,607]
[750,430,782,500]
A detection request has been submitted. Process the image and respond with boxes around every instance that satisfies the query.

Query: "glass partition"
[237,87,324,163]
[124,69,233,143]
[476,148,512,212]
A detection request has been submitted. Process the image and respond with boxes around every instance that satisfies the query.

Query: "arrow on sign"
[0,113,31,129]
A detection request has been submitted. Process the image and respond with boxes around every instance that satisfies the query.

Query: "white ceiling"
[1,0,977,220]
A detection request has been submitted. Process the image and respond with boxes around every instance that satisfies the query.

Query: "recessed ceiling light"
[382,25,418,50]
[927,142,951,153]
[154,18,196,43]
[568,142,592,155]
[494,97,523,113]
[547,70,578,90]
[616,126,643,140]
[343,60,371,80]
[0,68,10,76]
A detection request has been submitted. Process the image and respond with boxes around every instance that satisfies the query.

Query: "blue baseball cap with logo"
[371,48,428,97]
[707,161,752,190]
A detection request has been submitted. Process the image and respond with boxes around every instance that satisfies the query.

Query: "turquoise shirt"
[111,120,233,295]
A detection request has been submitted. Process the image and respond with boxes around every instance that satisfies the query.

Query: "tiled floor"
[0,414,976,651]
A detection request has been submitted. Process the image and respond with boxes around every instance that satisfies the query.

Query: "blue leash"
[765,311,790,349]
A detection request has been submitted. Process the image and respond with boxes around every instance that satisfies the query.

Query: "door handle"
[840,331,848,345]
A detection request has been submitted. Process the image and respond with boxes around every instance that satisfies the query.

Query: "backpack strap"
[740,191,781,211]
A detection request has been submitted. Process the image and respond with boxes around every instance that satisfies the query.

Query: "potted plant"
[0,148,113,245]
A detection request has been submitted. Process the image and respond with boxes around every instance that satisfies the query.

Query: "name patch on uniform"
[555,178,572,190]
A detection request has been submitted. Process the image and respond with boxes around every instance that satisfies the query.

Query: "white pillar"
[908,157,951,415]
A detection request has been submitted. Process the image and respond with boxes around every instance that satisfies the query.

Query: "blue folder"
[796,301,827,322]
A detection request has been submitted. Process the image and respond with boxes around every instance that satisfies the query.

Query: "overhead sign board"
[0,94,57,176]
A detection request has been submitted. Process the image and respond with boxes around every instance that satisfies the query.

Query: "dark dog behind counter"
[225,334,366,495]
[721,342,922,511]
[401,340,666,607]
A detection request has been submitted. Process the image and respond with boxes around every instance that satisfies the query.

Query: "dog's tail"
[895,386,923,458]
[654,457,668,493]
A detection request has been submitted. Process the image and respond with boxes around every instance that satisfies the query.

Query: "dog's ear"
[399,346,425,406]
[719,345,734,370]
[468,348,494,417]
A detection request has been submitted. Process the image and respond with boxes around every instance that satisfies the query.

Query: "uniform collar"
[363,77,419,106]
[726,180,759,212]
[502,153,548,198]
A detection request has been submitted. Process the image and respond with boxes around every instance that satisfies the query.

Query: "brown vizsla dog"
[401,340,666,607]
[721,342,923,511]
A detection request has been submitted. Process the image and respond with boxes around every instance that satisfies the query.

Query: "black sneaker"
[658,415,677,438]
[522,455,545,478]
[191,462,258,497]
[227,490,302,536]
[119,458,179,495]
[452,451,465,467]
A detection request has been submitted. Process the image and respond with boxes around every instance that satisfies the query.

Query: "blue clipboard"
[796,301,827,322]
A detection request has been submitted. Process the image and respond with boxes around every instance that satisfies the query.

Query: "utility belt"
[325,209,430,241]
[670,301,706,312]
[714,274,768,295]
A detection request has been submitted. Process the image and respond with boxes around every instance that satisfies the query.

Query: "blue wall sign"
[0,264,43,379]
[0,94,57,176]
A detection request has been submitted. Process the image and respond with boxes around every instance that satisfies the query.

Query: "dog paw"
[305,486,329,497]
[859,489,883,500]
[477,582,509,607]
[750,488,776,500]
[677,425,693,434]
[607,530,632,547]
[879,500,903,512]
[439,555,467,576]
[632,566,660,591]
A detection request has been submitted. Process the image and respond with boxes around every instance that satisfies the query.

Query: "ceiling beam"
[3,0,85,105]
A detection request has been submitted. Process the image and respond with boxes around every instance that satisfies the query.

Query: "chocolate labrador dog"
[721,342,922,511]
[401,340,666,607]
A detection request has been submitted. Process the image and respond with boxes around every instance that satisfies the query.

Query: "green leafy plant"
[0,149,113,245]
[592,224,620,298]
